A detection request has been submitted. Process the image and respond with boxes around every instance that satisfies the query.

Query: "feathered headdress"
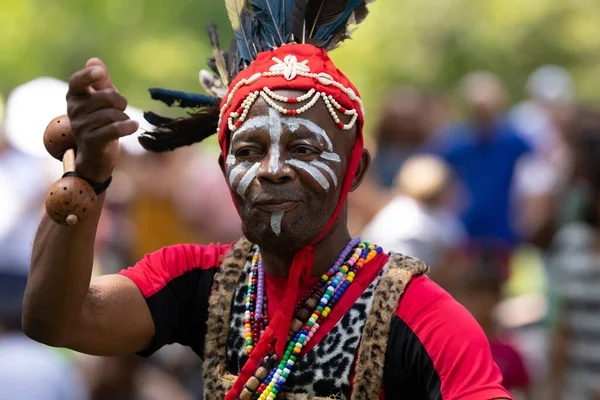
[139,1,373,152]
[141,2,375,399]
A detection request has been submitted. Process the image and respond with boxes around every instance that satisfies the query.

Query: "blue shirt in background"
[435,118,531,245]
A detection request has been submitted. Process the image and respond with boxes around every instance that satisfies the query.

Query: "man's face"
[223,89,357,254]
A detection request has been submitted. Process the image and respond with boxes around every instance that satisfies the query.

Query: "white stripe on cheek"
[286,159,330,191]
[228,161,254,187]
[268,108,282,173]
[236,163,260,196]
[320,152,341,162]
[271,211,284,236]
[310,160,338,187]
[226,154,236,167]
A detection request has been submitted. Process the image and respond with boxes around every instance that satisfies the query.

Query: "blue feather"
[227,0,374,73]
[313,0,363,41]
[148,88,218,108]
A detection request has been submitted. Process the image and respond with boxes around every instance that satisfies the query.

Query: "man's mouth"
[254,199,299,212]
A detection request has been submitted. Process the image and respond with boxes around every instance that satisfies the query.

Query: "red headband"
[220,44,365,400]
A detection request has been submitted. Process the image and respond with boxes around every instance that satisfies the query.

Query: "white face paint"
[286,159,330,190]
[281,116,342,191]
[226,106,344,235]
[227,116,270,196]
[267,108,282,174]
[236,163,260,196]
[270,211,284,236]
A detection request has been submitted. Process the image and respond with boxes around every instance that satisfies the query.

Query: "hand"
[66,58,139,183]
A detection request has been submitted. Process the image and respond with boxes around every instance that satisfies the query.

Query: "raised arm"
[22,58,153,356]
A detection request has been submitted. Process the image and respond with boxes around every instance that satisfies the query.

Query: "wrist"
[75,158,113,184]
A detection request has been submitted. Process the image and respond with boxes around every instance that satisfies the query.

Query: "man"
[361,154,466,269]
[434,71,531,247]
[23,2,511,399]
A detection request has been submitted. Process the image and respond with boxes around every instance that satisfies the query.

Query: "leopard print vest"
[202,238,429,400]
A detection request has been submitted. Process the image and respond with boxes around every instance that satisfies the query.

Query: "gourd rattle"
[43,115,97,226]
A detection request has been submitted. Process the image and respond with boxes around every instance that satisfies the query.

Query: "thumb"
[86,57,116,91]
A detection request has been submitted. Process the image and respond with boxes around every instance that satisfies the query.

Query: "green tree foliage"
[2,0,600,128]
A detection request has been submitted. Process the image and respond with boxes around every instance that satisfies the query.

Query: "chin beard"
[241,218,314,254]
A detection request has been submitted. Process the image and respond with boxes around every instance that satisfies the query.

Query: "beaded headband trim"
[219,54,365,133]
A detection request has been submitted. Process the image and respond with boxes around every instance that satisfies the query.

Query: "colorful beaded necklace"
[240,237,383,400]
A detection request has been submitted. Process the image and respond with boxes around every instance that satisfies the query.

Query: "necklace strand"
[239,238,383,400]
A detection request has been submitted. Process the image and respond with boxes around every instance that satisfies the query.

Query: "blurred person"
[22,4,512,399]
[0,83,51,284]
[361,154,466,269]
[422,89,453,137]
[77,354,193,400]
[346,135,393,236]
[0,259,88,400]
[434,71,531,247]
[457,251,531,399]
[546,108,600,400]
[171,146,242,244]
[511,65,574,156]
[372,87,429,188]
[121,149,205,261]
[509,66,578,247]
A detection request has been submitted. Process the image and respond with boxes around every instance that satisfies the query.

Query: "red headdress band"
[220,44,365,400]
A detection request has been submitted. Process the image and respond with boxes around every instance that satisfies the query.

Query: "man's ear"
[350,149,371,192]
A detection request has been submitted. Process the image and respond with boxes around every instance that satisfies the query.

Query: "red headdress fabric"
[220,44,365,400]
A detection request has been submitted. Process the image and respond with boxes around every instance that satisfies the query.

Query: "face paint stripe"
[310,160,338,187]
[236,163,260,196]
[320,152,341,162]
[268,108,282,174]
[230,116,270,142]
[286,159,330,191]
[226,154,236,167]
[228,161,254,187]
[271,211,284,236]
[283,117,333,151]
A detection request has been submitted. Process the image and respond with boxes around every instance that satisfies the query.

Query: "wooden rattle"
[43,115,97,226]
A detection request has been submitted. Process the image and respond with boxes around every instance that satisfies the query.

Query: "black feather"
[352,2,369,24]
[149,88,218,108]
[138,107,220,152]
[290,0,309,42]
[143,111,174,126]
[289,0,368,49]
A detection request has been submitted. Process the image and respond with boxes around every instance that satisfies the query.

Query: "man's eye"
[294,145,319,156]
[236,148,261,157]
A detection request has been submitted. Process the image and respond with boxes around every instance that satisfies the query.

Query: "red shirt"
[120,243,511,399]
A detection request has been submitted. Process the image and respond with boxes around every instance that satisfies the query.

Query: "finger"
[86,58,116,91]
[68,67,105,95]
[76,108,130,134]
[89,119,139,141]
[68,89,128,117]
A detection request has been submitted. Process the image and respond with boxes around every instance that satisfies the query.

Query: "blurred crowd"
[1,64,600,400]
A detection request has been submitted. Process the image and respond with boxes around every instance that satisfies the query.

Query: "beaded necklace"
[240,237,383,400]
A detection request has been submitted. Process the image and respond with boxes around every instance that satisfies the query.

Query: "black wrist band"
[62,171,112,195]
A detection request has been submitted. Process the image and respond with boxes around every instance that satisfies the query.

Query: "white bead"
[346,88,357,100]
[246,72,262,84]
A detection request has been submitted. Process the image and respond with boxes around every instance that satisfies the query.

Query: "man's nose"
[257,147,293,183]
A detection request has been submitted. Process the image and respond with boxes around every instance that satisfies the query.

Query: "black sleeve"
[383,316,442,400]
[139,267,217,358]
